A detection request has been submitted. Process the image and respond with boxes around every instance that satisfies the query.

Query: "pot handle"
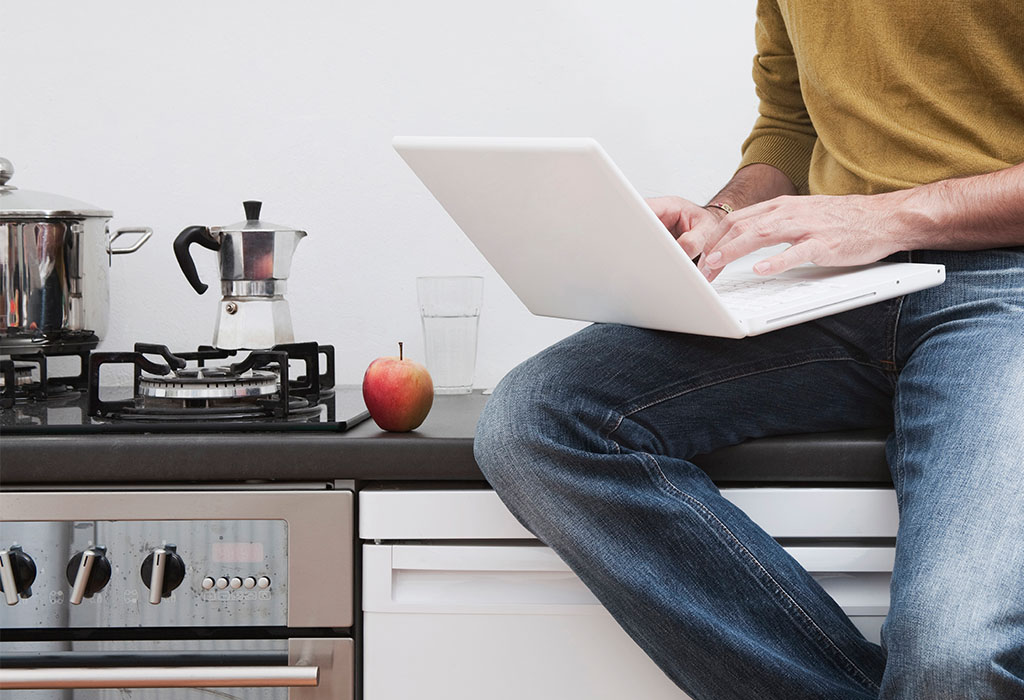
[173,225,221,295]
[107,227,153,256]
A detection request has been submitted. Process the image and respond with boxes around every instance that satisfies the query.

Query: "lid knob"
[0,158,13,187]
[243,200,262,221]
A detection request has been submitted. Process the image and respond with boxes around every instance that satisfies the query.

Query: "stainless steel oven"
[0,487,354,700]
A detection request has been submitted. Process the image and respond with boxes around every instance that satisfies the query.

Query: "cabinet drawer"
[359,488,898,540]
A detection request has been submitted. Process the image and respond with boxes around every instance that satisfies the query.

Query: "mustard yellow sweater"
[738,0,1024,195]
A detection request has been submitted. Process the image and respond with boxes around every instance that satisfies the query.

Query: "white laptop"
[393,136,945,339]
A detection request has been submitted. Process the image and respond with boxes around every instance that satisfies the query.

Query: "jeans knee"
[881,596,1017,697]
[474,356,563,500]
[474,347,612,525]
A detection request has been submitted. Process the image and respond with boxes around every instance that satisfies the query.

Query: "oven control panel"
[0,519,288,628]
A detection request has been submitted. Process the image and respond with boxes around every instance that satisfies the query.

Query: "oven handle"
[0,664,319,690]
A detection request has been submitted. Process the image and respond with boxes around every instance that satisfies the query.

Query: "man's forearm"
[708,163,798,211]
[697,159,1023,278]
[888,161,1024,251]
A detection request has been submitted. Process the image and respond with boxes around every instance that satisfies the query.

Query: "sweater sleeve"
[738,0,817,194]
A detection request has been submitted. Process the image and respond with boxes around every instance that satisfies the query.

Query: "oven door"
[0,638,353,700]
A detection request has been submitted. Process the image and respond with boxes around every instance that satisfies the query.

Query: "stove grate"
[88,342,335,422]
[0,351,90,408]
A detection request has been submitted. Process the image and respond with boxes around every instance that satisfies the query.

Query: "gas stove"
[0,487,356,698]
[0,348,90,408]
[0,341,369,434]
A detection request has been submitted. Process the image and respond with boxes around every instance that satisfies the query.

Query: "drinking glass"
[416,276,484,394]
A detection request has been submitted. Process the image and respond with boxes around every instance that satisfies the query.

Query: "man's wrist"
[882,186,942,252]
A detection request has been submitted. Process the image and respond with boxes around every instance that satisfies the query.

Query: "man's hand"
[646,196,729,262]
[649,161,1023,284]
[696,161,1024,282]
[699,193,901,282]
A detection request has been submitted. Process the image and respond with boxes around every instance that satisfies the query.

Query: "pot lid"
[0,158,113,219]
[213,200,306,235]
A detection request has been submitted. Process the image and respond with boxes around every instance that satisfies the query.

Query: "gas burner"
[0,351,89,408]
[138,368,279,400]
[89,342,335,423]
[0,365,34,388]
[118,395,325,422]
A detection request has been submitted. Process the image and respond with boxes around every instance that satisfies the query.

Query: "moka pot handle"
[173,226,221,295]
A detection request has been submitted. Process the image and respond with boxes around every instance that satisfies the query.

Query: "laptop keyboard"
[713,276,849,314]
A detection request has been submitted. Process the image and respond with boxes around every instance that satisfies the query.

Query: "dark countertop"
[0,391,893,486]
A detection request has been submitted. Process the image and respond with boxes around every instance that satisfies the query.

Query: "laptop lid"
[394,136,747,338]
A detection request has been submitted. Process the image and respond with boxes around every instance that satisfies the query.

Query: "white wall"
[1,0,757,388]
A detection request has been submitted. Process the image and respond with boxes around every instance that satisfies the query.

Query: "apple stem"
[399,341,404,361]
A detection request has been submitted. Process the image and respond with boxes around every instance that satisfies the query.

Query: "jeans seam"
[887,277,906,500]
[604,353,881,438]
[890,384,907,508]
[633,448,882,694]
[886,295,905,380]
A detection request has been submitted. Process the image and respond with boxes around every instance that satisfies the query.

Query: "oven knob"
[216,577,229,590]
[66,546,112,604]
[256,576,271,589]
[229,576,243,590]
[243,576,256,589]
[201,577,216,590]
[140,544,186,604]
[0,545,37,605]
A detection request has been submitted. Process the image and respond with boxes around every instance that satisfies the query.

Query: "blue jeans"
[474,248,1024,699]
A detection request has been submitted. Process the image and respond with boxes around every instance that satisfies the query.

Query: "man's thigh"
[882,247,1024,691]
[889,246,1024,515]
[487,296,899,462]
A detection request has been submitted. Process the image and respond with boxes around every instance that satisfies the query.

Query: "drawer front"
[363,544,891,617]
[362,543,890,700]
[359,488,898,540]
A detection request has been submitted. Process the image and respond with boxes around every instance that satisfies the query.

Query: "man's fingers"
[684,209,735,260]
[645,196,676,214]
[645,197,676,224]
[700,197,800,265]
[646,196,696,233]
[644,196,737,262]
[752,240,822,275]
[696,218,731,257]
[703,220,783,271]
[676,226,712,260]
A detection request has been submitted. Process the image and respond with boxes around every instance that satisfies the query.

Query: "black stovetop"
[1,341,370,435]
[0,385,370,435]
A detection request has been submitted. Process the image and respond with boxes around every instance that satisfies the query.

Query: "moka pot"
[173,200,306,350]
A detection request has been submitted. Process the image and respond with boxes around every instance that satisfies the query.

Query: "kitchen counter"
[0,390,892,485]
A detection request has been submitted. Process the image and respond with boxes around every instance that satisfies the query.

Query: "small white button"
[256,576,271,589]
[201,577,215,590]
[215,577,229,590]
[243,577,256,589]
[229,577,243,590]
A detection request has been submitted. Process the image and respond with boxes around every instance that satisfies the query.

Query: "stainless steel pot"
[0,158,151,352]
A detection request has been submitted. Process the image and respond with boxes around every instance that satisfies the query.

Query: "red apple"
[362,342,434,432]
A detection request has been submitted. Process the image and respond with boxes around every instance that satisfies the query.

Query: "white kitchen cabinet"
[361,489,897,700]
